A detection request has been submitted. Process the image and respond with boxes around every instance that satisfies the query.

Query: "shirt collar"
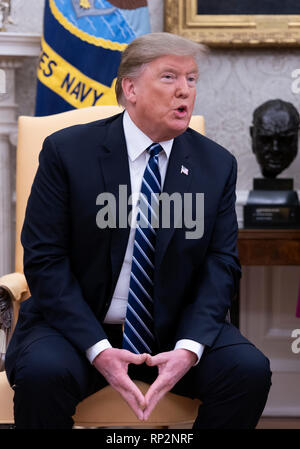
[123,110,173,162]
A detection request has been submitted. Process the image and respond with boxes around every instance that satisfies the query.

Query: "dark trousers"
[8,325,272,429]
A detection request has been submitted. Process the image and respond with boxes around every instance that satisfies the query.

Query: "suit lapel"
[97,113,132,295]
[155,133,193,272]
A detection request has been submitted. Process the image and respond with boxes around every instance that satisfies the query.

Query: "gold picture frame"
[164,0,300,47]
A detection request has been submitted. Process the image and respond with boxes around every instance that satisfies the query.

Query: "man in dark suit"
[5,32,271,429]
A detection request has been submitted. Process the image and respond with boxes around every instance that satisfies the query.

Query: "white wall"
[194,47,300,191]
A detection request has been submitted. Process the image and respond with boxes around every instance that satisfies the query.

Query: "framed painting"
[164,0,300,47]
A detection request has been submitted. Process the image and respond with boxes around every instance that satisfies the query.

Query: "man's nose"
[175,77,189,97]
[272,138,279,152]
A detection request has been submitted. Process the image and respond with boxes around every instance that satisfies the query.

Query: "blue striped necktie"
[122,143,163,354]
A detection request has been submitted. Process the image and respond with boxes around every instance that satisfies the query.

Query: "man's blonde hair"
[115,32,208,106]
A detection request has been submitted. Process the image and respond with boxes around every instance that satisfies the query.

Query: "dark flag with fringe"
[35,0,150,116]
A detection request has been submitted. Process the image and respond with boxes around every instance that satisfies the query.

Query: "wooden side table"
[231,229,300,326]
[238,229,300,266]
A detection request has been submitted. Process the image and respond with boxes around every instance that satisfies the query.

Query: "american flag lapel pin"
[181,165,189,176]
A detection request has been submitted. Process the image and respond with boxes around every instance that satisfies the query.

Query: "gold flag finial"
[80,0,91,9]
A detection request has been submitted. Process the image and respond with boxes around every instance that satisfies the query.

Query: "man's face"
[251,109,299,178]
[123,54,198,142]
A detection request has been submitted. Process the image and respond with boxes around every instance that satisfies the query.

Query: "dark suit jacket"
[6,112,248,381]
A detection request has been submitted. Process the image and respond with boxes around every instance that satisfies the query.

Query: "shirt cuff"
[86,339,112,364]
[174,339,205,366]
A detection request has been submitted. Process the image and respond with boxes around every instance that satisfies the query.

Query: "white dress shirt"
[86,111,204,364]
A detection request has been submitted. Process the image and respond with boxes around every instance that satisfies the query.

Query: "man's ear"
[121,77,137,105]
[250,126,256,154]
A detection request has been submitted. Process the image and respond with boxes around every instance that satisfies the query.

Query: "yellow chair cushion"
[0,371,201,427]
[73,381,200,427]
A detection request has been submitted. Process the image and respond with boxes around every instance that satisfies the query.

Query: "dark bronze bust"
[250,99,299,178]
[245,99,300,229]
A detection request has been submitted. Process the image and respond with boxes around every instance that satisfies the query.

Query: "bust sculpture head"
[250,99,299,178]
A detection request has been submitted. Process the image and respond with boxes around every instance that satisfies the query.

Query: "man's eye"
[278,136,294,144]
[259,136,272,145]
[162,74,174,80]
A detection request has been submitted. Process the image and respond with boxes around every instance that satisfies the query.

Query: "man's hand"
[93,348,148,420]
[143,349,197,420]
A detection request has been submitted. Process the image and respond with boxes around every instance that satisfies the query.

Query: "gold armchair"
[0,106,204,428]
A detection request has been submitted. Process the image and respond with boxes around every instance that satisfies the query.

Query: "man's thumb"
[145,354,154,366]
[129,352,148,365]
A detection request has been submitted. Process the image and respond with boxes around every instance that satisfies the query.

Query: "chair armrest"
[0,272,30,303]
[0,273,30,372]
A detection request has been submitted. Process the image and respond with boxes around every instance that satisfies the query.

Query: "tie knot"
[148,143,163,158]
